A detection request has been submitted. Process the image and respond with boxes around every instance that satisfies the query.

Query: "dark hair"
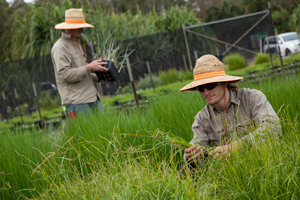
[227,82,239,91]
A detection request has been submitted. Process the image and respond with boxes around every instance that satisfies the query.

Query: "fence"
[0,10,274,119]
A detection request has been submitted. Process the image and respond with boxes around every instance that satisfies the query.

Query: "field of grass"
[1,72,300,199]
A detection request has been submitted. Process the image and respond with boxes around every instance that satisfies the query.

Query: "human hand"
[184,145,206,162]
[86,59,109,72]
[208,141,238,158]
[208,144,229,159]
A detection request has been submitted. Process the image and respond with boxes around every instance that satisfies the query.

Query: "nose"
[203,88,210,94]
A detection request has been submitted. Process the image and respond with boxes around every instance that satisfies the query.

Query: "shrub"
[38,92,61,110]
[159,69,178,85]
[178,70,193,82]
[223,53,247,71]
[254,53,270,65]
[115,84,133,95]
[136,74,162,90]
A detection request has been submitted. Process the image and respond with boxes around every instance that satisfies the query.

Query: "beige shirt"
[51,32,99,106]
[190,88,281,149]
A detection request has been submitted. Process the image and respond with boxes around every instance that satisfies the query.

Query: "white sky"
[6,0,35,4]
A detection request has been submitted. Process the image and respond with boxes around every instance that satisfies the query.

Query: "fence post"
[2,91,8,122]
[96,83,104,97]
[126,58,139,108]
[265,35,274,68]
[275,29,285,80]
[194,50,198,61]
[14,88,24,125]
[146,61,155,91]
[182,23,193,70]
[182,53,188,71]
[32,82,44,129]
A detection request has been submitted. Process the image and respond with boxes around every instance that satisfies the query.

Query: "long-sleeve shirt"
[51,32,100,106]
[184,88,281,162]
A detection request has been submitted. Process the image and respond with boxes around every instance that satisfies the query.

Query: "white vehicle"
[264,32,300,56]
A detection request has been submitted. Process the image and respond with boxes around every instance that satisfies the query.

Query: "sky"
[6,0,35,4]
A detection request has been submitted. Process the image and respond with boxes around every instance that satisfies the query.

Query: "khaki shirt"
[190,88,281,149]
[51,32,99,106]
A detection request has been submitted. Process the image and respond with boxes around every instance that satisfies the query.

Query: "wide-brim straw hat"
[180,54,243,91]
[55,8,95,29]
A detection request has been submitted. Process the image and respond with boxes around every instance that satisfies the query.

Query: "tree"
[272,8,291,33]
[207,0,243,21]
[289,4,300,33]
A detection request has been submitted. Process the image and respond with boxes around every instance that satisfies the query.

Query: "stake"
[146,61,155,91]
[32,82,44,129]
[275,30,285,80]
[194,50,198,61]
[182,53,188,71]
[182,23,193,70]
[126,58,139,108]
[14,88,24,125]
[265,35,274,68]
[2,91,8,122]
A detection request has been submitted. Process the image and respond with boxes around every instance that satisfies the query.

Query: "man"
[51,8,108,118]
[180,54,281,167]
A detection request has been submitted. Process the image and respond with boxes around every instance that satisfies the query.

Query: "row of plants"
[1,71,299,199]
[1,52,298,121]
[0,52,296,128]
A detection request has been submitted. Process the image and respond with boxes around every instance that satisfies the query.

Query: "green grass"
[226,54,300,76]
[1,72,300,199]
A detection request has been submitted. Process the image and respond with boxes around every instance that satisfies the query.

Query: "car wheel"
[285,49,291,56]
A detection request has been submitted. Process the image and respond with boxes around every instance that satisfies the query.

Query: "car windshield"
[281,33,298,42]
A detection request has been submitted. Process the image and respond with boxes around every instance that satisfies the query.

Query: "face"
[66,28,84,38]
[199,82,227,106]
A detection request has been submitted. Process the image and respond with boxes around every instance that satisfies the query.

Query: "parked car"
[263,32,300,56]
[41,82,58,98]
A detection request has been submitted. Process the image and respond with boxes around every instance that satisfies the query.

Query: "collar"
[209,89,239,113]
[61,31,72,39]
[61,31,80,42]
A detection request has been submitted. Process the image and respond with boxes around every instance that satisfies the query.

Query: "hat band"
[194,70,226,81]
[65,19,86,24]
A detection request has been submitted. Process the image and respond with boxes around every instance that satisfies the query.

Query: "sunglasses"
[196,82,218,92]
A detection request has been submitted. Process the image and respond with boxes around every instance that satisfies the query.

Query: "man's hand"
[185,145,206,163]
[86,59,109,72]
[208,140,239,158]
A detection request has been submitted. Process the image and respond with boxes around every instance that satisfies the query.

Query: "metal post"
[146,61,155,91]
[260,38,262,54]
[182,24,193,70]
[194,50,198,61]
[2,91,8,122]
[182,54,188,71]
[275,30,285,80]
[33,82,44,129]
[14,88,24,125]
[96,83,103,97]
[265,35,274,68]
[126,58,139,108]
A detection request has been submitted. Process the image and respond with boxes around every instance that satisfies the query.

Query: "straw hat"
[180,54,243,91]
[55,8,95,29]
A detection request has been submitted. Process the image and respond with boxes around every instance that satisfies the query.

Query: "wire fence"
[0,10,274,119]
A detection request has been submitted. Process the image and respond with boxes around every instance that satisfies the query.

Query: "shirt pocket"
[234,119,253,138]
[70,52,84,68]
[208,129,222,146]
